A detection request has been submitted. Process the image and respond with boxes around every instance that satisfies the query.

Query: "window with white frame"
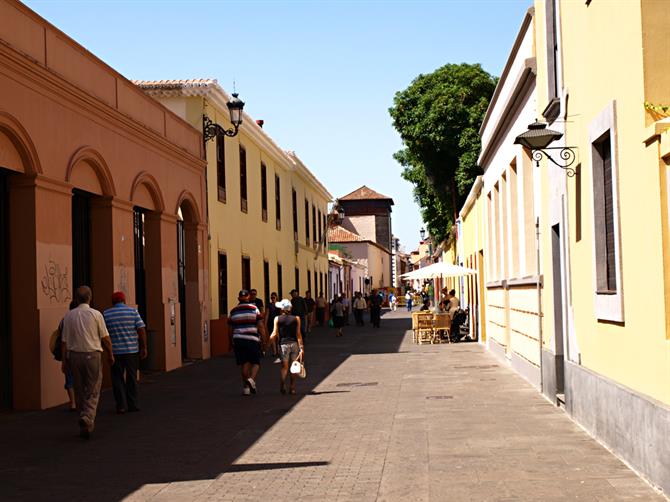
[590,101,623,322]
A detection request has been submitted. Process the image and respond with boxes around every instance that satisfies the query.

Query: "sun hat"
[276,299,292,310]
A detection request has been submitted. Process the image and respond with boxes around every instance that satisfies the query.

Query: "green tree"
[389,63,497,243]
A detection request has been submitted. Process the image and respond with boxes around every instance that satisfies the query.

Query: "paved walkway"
[0,310,663,501]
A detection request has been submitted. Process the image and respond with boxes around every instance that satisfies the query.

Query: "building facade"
[0,0,208,409]
[451,1,670,494]
[136,80,332,353]
[338,186,394,288]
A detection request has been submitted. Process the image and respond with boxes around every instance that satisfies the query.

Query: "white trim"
[589,101,624,323]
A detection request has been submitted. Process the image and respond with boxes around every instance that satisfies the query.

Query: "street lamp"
[514,120,578,177]
[203,92,246,142]
[420,227,426,241]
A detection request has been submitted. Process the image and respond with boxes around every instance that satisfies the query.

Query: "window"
[216,135,226,202]
[312,205,317,247]
[589,101,623,322]
[521,150,537,274]
[275,175,281,230]
[295,267,300,292]
[261,163,268,222]
[318,209,322,244]
[263,260,270,306]
[292,189,298,240]
[322,213,326,241]
[240,146,247,213]
[508,160,519,278]
[543,0,561,122]
[307,270,312,293]
[304,199,310,245]
[241,256,251,291]
[218,253,228,316]
[595,134,616,291]
[277,263,283,298]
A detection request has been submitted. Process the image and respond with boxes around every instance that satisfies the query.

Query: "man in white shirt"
[447,289,460,316]
[61,286,114,439]
[341,295,351,325]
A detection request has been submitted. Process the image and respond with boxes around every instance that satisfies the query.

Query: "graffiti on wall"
[41,260,72,303]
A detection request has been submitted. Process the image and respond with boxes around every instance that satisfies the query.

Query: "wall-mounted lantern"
[203,92,246,142]
[514,120,578,177]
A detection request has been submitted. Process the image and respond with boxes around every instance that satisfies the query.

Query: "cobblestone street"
[0,310,662,501]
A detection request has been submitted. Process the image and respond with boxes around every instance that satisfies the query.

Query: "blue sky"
[24,0,530,251]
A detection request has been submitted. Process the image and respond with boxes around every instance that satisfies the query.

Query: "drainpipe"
[536,216,544,393]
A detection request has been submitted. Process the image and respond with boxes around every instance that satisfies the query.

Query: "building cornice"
[0,43,205,173]
[479,7,535,136]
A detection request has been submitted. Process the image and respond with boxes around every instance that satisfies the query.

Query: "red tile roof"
[339,185,394,203]
[328,226,365,243]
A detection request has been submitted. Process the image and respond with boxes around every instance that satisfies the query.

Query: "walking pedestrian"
[389,292,397,311]
[269,299,305,395]
[250,288,268,345]
[341,294,351,325]
[229,290,266,395]
[353,292,367,326]
[370,290,382,328]
[304,290,316,334]
[405,290,413,312]
[266,292,280,363]
[60,286,114,439]
[331,296,345,337]
[316,292,326,326]
[103,291,147,414]
[52,300,79,411]
[290,289,308,343]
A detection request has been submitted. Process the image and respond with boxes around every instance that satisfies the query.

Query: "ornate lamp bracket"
[532,147,578,177]
[203,115,240,142]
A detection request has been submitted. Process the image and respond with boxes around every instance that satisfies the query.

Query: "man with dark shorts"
[229,290,266,395]
[290,289,308,343]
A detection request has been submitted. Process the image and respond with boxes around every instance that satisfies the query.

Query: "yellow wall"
[155,93,332,321]
[537,0,670,404]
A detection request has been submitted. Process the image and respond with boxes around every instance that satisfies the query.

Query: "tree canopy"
[389,63,497,244]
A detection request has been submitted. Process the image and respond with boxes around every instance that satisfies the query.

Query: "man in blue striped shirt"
[229,289,265,395]
[103,291,147,413]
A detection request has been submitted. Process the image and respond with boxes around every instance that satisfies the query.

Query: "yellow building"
[137,80,332,353]
[532,0,670,494]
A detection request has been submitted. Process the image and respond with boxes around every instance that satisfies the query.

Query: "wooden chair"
[433,313,452,343]
[411,312,422,343]
[415,312,435,344]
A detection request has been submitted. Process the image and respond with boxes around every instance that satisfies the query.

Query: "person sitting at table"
[420,298,431,311]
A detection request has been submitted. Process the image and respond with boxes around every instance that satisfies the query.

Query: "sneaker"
[242,387,251,396]
[246,377,257,394]
[273,357,281,364]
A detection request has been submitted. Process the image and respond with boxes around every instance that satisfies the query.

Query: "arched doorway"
[130,173,165,370]
[0,113,42,409]
[176,197,200,361]
[67,148,116,312]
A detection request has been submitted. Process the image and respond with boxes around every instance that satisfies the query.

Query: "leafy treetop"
[389,63,497,244]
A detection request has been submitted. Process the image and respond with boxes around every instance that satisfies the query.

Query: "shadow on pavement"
[0,311,409,501]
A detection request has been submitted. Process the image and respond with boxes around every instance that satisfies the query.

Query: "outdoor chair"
[433,313,451,343]
[415,312,435,344]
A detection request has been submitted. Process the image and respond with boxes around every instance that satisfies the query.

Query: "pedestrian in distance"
[229,290,266,396]
[249,288,268,346]
[103,291,147,414]
[331,296,345,337]
[266,292,281,363]
[304,290,316,334]
[389,292,397,311]
[60,286,114,439]
[370,290,383,328]
[316,292,327,326]
[405,290,413,312]
[353,292,367,326]
[290,289,308,344]
[269,299,305,395]
[50,300,79,412]
[341,294,351,325]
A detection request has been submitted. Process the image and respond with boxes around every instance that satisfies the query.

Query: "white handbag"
[290,359,307,379]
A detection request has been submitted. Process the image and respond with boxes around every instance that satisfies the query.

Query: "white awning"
[400,262,477,280]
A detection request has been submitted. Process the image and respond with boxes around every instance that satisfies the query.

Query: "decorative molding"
[66,145,117,197]
[129,170,166,212]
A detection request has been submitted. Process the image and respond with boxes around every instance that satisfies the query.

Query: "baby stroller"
[450,308,469,342]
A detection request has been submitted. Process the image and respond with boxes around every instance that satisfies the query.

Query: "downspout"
[536,216,544,393]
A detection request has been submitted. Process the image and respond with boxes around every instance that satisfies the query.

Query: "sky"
[23,0,530,252]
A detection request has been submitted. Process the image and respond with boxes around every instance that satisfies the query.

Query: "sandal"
[290,388,296,395]
[280,382,287,395]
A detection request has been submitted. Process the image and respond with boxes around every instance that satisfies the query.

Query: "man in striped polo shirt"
[103,291,147,413]
[229,289,265,395]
